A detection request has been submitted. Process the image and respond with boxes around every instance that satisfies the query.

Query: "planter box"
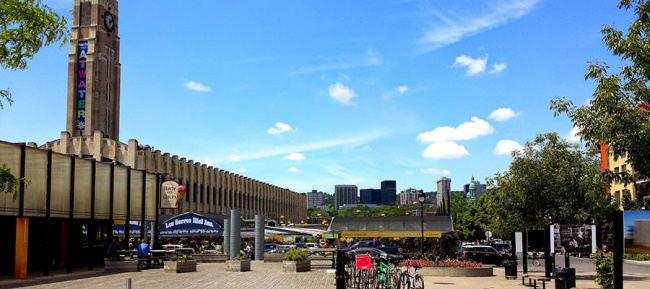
[283,260,311,272]
[226,260,251,272]
[192,254,228,263]
[419,267,493,277]
[264,253,285,262]
[104,260,139,273]
[164,260,197,273]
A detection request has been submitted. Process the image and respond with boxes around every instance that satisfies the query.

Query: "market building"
[0,0,305,278]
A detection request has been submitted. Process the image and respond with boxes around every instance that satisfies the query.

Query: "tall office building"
[437,177,451,212]
[399,188,423,205]
[334,185,358,210]
[360,189,381,205]
[380,180,397,205]
[307,190,325,208]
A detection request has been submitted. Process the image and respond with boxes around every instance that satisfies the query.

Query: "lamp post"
[417,191,426,255]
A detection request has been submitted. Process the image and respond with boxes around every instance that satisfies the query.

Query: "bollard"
[335,249,346,289]
[126,277,132,289]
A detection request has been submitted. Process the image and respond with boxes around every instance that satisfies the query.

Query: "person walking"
[531,249,541,266]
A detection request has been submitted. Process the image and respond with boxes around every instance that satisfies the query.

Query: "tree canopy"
[551,0,650,184]
[1,0,68,108]
[481,133,613,236]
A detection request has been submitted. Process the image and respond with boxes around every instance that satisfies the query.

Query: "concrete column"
[229,208,241,259]
[223,219,230,257]
[255,215,264,261]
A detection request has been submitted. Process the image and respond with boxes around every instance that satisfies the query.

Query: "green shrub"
[170,255,178,261]
[233,252,249,260]
[283,249,309,261]
[592,250,613,289]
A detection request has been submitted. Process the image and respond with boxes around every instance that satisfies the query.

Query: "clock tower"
[66,0,121,141]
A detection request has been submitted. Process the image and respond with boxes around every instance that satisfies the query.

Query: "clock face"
[104,11,115,32]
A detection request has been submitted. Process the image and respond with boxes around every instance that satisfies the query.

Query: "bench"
[521,274,551,289]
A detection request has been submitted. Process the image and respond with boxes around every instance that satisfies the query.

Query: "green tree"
[1,0,68,108]
[0,164,23,200]
[550,0,650,185]
[482,133,613,236]
[450,193,486,242]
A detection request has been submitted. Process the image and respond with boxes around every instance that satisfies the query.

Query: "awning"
[158,212,223,237]
[327,216,454,238]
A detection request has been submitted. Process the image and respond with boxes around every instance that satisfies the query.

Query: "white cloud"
[397,86,409,95]
[338,72,350,81]
[228,155,241,162]
[416,117,494,143]
[366,49,383,66]
[329,82,357,105]
[201,158,216,166]
[421,168,451,175]
[234,168,247,173]
[420,0,539,52]
[565,126,581,142]
[422,141,469,159]
[267,122,293,135]
[289,167,300,173]
[283,153,306,161]
[490,62,507,73]
[494,140,523,155]
[182,81,212,92]
[453,54,488,76]
[488,108,518,121]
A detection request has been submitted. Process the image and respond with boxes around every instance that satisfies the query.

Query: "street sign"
[486,231,493,240]
[319,239,326,247]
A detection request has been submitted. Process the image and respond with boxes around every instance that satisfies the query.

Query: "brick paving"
[0,260,648,289]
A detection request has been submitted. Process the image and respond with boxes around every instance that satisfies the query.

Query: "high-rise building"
[307,190,326,208]
[335,185,358,210]
[380,180,397,205]
[399,188,423,205]
[437,177,451,212]
[360,189,381,205]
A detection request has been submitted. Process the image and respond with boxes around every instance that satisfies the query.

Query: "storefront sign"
[159,212,222,236]
[341,231,442,238]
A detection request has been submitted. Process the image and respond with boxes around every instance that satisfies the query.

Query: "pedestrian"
[106,238,120,260]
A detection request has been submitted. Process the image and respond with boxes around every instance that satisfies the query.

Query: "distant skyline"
[0,0,633,193]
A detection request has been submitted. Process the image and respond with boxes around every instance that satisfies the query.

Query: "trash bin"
[554,267,576,289]
[504,260,518,280]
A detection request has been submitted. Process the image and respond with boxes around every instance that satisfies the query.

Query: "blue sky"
[0,0,634,194]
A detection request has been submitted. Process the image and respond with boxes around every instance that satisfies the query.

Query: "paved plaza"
[0,260,648,289]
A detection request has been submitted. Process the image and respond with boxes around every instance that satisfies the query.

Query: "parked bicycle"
[400,262,424,289]
[373,258,401,289]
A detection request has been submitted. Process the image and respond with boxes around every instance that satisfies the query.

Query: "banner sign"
[624,210,650,254]
[159,212,222,237]
[341,231,442,238]
[161,181,180,209]
[75,41,88,130]
[112,220,152,237]
[553,224,595,256]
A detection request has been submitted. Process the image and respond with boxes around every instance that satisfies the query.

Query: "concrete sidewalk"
[0,261,647,289]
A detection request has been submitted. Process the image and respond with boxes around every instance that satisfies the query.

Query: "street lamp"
[418,191,426,255]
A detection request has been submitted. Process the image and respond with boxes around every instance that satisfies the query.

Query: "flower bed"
[400,259,492,277]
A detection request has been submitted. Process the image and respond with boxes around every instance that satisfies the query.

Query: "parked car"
[344,248,403,264]
[458,245,505,266]
[492,242,512,254]
[264,243,278,253]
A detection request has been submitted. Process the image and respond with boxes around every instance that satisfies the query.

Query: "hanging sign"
[161,181,183,209]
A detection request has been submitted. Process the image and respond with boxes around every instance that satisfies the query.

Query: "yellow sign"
[340,231,442,238]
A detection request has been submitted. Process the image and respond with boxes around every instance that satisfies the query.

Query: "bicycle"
[373,258,401,289]
[400,262,424,289]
